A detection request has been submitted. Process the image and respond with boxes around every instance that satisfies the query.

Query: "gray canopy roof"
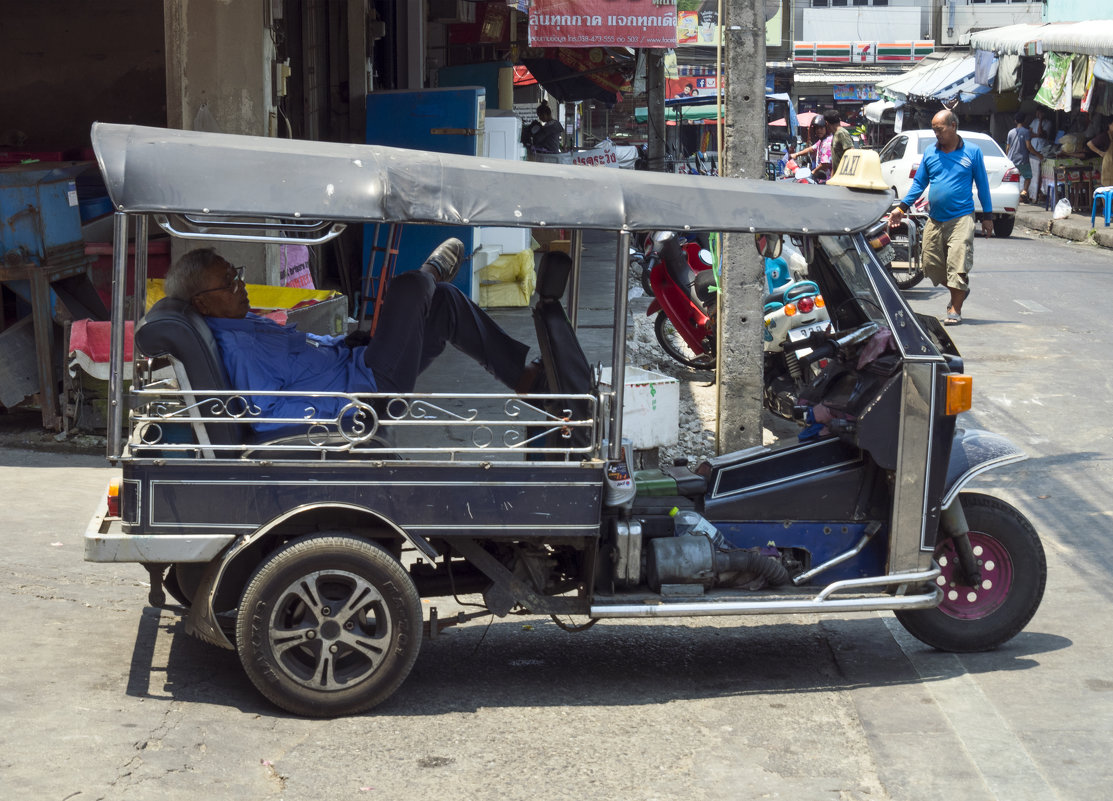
[91,123,892,235]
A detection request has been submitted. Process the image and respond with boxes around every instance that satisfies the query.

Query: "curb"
[1014,206,1113,249]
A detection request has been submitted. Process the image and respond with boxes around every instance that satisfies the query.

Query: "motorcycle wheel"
[895,492,1046,652]
[654,312,715,371]
[887,228,925,290]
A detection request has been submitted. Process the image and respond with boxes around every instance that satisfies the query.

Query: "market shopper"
[163,241,542,433]
[789,119,833,181]
[889,109,993,326]
[1029,108,1052,202]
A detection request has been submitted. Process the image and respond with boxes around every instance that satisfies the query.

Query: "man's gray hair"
[940,109,959,128]
[163,248,221,300]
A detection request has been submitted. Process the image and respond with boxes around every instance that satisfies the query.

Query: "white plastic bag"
[1053,198,1072,219]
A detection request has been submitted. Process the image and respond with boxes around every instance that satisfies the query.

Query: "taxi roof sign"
[827,149,891,192]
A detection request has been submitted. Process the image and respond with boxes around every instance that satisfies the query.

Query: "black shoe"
[420,238,464,283]
[515,357,548,394]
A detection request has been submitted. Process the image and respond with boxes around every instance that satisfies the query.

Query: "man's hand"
[344,329,371,348]
[981,218,995,237]
[888,208,905,229]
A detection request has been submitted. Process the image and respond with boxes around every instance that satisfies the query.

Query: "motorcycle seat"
[763,280,820,310]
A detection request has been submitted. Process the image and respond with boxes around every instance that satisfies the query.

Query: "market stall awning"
[520,48,632,106]
[969,20,1113,58]
[877,52,981,102]
[792,70,906,86]
[862,99,903,123]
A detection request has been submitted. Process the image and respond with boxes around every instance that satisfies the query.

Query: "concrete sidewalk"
[1014,203,1113,249]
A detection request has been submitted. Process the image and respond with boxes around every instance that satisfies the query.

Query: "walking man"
[889,110,993,326]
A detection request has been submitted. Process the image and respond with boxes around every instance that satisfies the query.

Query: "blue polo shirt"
[901,137,993,223]
[206,313,377,434]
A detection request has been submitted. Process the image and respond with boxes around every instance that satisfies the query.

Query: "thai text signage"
[571,139,619,167]
[529,0,678,48]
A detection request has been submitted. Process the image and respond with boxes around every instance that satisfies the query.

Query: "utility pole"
[716,0,768,453]
[645,50,666,172]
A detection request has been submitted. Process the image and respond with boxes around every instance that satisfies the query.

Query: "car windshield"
[918,135,1004,158]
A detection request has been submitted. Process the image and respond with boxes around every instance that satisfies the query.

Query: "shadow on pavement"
[124,606,1069,718]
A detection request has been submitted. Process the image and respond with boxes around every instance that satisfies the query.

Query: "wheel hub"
[267,569,392,691]
[934,532,1014,620]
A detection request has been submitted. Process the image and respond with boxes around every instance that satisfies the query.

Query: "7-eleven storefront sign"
[793,41,933,64]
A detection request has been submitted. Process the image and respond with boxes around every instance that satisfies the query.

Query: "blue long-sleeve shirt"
[901,137,993,223]
[206,313,376,435]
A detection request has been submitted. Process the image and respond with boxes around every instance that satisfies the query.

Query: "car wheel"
[994,215,1015,238]
[236,533,422,717]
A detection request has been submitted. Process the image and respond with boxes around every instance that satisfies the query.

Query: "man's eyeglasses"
[193,266,245,299]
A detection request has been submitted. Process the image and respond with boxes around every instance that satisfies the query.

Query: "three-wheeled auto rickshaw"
[85,124,1045,717]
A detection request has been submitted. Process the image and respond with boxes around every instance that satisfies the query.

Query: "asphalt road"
[3,224,1111,801]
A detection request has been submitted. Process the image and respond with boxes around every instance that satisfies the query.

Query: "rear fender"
[941,429,1027,510]
[184,502,436,650]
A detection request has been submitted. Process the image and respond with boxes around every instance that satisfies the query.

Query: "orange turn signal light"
[945,375,972,416]
[107,479,121,518]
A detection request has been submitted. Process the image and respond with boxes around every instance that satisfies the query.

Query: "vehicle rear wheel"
[654,311,715,371]
[895,492,1045,652]
[994,215,1015,238]
[887,228,924,290]
[235,533,422,717]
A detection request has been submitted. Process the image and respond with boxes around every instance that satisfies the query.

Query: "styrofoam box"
[599,366,679,449]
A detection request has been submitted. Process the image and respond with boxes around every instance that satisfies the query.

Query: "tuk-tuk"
[85,124,1045,718]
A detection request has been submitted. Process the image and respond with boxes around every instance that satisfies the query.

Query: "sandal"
[943,311,962,326]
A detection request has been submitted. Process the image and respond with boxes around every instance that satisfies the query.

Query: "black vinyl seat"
[133,297,251,452]
[530,251,594,453]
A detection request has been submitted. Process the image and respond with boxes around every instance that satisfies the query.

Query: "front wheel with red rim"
[895,492,1046,652]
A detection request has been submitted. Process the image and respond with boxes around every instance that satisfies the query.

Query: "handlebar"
[788,322,880,367]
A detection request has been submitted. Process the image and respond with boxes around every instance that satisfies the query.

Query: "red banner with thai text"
[529,0,678,48]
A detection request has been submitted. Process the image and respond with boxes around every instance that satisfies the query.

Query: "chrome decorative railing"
[127,387,600,462]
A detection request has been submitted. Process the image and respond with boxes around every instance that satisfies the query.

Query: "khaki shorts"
[921,214,974,292]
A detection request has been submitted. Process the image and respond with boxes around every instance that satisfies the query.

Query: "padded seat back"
[133,297,249,448]
[533,252,593,397]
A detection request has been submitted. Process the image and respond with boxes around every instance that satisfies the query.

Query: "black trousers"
[362,270,530,393]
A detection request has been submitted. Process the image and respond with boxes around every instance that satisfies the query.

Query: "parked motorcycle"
[645,231,717,370]
[760,236,832,418]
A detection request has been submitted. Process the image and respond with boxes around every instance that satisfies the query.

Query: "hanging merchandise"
[974,49,998,88]
[1081,56,1096,113]
[997,54,1021,94]
[1035,53,1074,112]
[1073,55,1090,100]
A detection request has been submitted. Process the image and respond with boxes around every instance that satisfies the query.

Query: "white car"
[878,130,1021,238]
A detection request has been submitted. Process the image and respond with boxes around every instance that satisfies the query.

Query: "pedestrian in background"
[521,101,564,155]
[1006,112,1039,203]
[889,109,993,326]
[1086,118,1113,188]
